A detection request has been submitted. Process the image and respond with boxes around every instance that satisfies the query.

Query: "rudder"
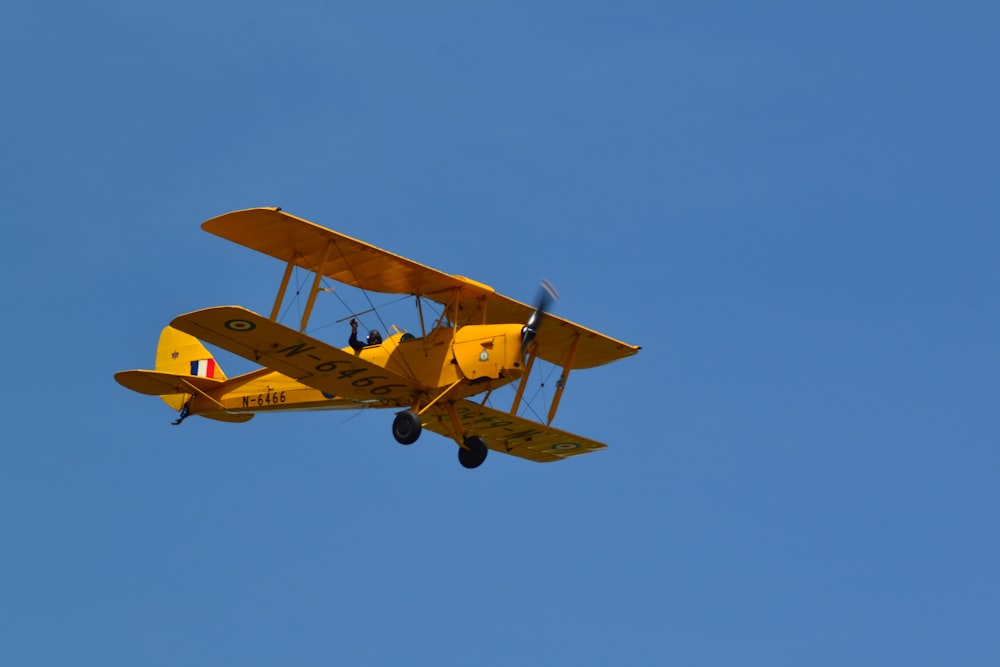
[155,326,227,409]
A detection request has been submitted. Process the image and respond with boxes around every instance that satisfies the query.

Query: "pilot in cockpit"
[348,318,382,352]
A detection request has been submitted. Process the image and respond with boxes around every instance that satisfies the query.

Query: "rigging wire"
[336,408,366,427]
[266,246,563,423]
[307,291,413,336]
[320,236,422,381]
[503,359,559,424]
[277,263,308,326]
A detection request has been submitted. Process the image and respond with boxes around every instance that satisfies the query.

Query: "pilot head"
[367,330,382,345]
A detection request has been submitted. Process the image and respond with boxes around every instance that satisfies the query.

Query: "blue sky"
[2,2,998,665]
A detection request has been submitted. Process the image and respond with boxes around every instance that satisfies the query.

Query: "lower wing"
[422,400,607,463]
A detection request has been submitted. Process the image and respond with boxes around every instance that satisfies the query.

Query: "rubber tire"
[392,410,422,445]
[458,436,488,469]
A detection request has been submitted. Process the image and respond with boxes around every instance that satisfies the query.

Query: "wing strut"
[510,344,538,416]
[445,402,467,448]
[299,243,332,332]
[416,296,427,337]
[546,333,580,425]
[270,258,296,320]
[417,378,463,415]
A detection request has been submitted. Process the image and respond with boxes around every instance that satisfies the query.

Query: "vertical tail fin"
[155,326,226,410]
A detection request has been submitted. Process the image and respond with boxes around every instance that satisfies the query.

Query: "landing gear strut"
[458,436,488,469]
[392,410,422,445]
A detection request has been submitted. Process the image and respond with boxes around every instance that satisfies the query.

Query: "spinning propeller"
[520,278,559,353]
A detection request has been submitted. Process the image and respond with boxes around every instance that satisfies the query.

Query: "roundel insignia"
[552,442,580,451]
[225,319,256,332]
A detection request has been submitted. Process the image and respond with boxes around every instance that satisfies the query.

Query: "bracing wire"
[307,291,413,336]
[320,237,422,381]
[277,263,308,325]
[503,359,559,423]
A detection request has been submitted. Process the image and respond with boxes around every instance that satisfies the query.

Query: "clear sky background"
[2,2,997,665]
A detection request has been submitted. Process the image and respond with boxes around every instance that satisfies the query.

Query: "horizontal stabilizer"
[115,369,225,396]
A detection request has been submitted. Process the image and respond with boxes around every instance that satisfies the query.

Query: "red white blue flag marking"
[190,359,218,378]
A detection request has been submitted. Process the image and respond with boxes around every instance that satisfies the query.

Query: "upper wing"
[468,292,639,369]
[170,306,421,404]
[202,208,640,369]
[421,400,608,463]
[202,207,486,299]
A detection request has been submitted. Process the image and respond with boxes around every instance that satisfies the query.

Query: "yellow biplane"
[115,208,640,469]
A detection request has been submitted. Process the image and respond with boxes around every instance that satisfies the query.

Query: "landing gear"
[458,436,488,469]
[392,410,487,468]
[392,410,422,445]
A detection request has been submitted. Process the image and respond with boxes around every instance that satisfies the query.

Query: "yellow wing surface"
[202,208,640,369]
[170,306,422,404]
[421,400,607,463]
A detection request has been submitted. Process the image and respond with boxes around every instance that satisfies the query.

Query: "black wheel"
[392,410,422,445]
[458,436,488,469]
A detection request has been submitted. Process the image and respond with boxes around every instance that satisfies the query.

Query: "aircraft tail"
[154,325,227,410]
[156,325,227,378]
[115,326,253,423]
